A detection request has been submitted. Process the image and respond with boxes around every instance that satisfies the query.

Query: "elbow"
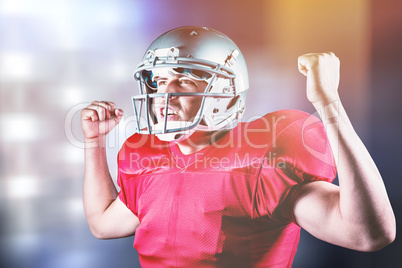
[92,232,108,240]
[369,215,397,251]
[89,225,108,240]
[85,213,115,239]
[358,222,396,252]
[351,207,397,252]
[363,234,395,252]
[368,228,396,252]
[88,222,114,240]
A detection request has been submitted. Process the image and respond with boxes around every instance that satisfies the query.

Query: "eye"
[156,80,167,87]
[178,78,195,86]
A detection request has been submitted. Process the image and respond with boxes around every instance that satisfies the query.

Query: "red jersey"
[118,110,336,267]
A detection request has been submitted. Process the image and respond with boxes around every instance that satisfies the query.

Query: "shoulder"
[263,109,320,129]
[118,133,168,161]
[262,109,329,152]
[270,110,336,182]
[235,109,321,143]
[264,109,325,142]
[241,109,317,129]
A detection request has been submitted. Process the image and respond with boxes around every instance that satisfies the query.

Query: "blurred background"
[0,0,401,267]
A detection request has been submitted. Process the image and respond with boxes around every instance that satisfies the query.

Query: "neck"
[175,130,229,155]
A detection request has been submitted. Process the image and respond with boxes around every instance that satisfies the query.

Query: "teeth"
[162,109,178,116]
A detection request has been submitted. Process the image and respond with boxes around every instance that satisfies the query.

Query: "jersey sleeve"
[116,134,148,217]
[275,111,337,184]
[255,110,337,223]
[278,111,337,222]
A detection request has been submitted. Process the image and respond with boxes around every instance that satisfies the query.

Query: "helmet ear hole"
[226,95,240,110]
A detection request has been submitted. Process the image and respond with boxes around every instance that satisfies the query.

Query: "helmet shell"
[143,26,249,94]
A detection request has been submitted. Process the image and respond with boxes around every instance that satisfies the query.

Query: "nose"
[157,80,180,101]
[157,79,178,93]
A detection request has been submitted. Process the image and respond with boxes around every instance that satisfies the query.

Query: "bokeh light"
[1,0,401,267]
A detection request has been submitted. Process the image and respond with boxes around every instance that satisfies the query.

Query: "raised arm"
[293,53,395,251]
[81,101,139,239]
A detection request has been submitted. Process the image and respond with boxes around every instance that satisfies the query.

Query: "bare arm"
[82,101,139,239]
[294,53,395,251]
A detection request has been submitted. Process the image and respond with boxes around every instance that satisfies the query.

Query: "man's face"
[153,74,208,123]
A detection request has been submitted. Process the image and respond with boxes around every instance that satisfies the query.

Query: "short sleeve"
[254,110,337,222]
[116,134,150,217]
[274,111,337,222]
[274,111,337,183]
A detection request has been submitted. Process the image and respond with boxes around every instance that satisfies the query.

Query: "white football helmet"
[132,26,249,142]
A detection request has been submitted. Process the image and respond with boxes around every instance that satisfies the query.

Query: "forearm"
[314,98,396,248]
[83,136,118,231]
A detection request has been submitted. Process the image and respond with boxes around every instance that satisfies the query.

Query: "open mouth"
[158,107,180,119]
[162,108,178,116]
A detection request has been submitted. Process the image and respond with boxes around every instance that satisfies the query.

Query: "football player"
[81,26,395,267]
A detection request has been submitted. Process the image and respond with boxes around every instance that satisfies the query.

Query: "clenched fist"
[81,101,124,140]
[298,52,340,104]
